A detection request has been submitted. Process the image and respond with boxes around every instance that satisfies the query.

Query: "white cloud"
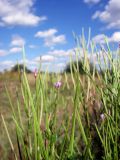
[41,55,56,62]
[11,35,25,47]
[93,32,120,44]
[49,49,75,57]
[0,49,8,56]
[44,35,66,47]
[35,29,57,38]
[35,28,66,47]
[34,55,56,62]
[0,60,13,66]
[49,49,69,56]
[92,0,120,29]
[0,0,47,26]
[0,35,24,56]
[84,0,100,4]
[92,34,107,44]
[2,13,46,26]
[0,60,15,72]
[29,45,37,49]
[109,32,120,42]
[57,63,66,67]
[19,59,34,65]
[9,47,22,53]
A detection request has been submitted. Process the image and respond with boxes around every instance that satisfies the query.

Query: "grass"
[0,35,120,160]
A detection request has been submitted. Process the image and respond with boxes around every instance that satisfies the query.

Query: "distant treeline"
[8,61,114,75]
[64,60,97,75]
[11,64,32,73]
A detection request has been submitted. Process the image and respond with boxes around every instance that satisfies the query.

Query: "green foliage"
[1,34,120,160]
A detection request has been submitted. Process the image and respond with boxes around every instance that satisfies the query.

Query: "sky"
[0,0,120,72]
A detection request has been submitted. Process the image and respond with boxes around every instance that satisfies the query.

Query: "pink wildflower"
[34,68,37,79]
[100,113,105,121]
[54,81,62,89]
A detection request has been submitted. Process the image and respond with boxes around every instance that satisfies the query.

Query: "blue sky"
[0,0,120,72]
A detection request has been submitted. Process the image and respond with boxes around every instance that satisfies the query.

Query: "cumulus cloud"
[29,45,37,49]
[0,0,47,26]
[84,0,100,4]
[45,35,66,47]
[35,28,66,47]
[34,55,56,62]
[0,60,13,66]
[0,49,8,56]
[41,55,56,62]
[93,32,120,44]
[92,0,120,29]
[57,63,66,67]
[48,49,76,57]
[35,29,57,38]
[0,60,15,71]
[11,35,25,47]
[92,34,107,44]
[109,32,120,42]
[9,47,22,53]
[49,49,69,57]
[0,35,24,56]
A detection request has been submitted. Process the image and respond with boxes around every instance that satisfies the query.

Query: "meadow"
[0,37,120,160]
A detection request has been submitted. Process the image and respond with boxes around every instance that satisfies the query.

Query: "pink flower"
[100,113,105,121]
[34,68,37,79]
[54,81,62,89]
